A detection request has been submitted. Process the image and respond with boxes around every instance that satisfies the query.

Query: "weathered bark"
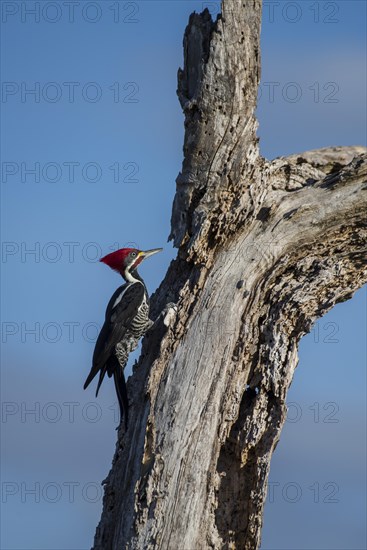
[92,1,367,549]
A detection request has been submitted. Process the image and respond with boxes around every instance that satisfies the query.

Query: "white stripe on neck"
[125,269,140,283]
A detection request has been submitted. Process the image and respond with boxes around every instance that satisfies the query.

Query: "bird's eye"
[131,252,136,257]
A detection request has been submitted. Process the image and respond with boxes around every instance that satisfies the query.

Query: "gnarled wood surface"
[92,1,367,548]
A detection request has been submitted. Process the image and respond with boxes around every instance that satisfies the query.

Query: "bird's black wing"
[91,284,126,373]
[83,282,145,392]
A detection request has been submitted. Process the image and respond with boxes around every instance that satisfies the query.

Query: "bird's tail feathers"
[84,354,128,428]
[113,361,128,429]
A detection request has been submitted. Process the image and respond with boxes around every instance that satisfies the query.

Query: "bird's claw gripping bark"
[162,302,178,327]
[148,303,177,332]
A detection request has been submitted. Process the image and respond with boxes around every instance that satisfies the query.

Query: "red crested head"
[100,248,139,273]
[99,247,163,281]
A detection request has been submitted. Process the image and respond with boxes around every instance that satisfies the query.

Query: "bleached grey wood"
[92,2,366,549]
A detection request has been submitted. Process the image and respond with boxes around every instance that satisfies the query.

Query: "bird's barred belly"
[129,301,150,337]
[114,300,152,369]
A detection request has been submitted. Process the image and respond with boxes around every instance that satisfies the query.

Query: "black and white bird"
[83,247,162,427]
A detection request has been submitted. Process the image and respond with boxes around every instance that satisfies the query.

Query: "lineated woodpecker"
[83,247,162,427]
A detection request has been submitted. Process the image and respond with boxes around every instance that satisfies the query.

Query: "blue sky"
[1,1,366,549]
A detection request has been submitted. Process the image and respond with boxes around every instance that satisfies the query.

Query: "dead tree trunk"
[93,1,367,548]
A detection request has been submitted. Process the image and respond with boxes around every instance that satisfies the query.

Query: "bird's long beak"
[139,248,163,260]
